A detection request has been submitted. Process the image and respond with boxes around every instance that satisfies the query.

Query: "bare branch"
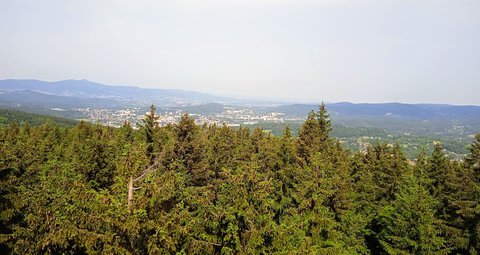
[133,159,161,182]
[128,157,162,211]
[192,237,222,247]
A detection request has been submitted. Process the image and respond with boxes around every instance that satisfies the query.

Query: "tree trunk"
[128,175,133,212]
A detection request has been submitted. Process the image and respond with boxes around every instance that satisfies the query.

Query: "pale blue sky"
[1,0,479,104]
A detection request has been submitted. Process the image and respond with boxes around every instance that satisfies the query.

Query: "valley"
[1,79,479,159]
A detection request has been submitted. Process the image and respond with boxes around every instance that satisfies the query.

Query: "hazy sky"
[1,0,479,104]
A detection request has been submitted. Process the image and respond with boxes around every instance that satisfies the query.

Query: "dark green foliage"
[378,175,449,254]
[0,108,77,127]
[466,134,480,178]
[317,102,332,140]
[173,113,209,186]
[139,104,159,164]
[0,105,479,254]
[460,134,480,253]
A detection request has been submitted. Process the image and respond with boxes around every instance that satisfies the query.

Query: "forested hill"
[1,104,479,254]
[0,108,77,127]
[272,102,480,119]
[0,79,233,106]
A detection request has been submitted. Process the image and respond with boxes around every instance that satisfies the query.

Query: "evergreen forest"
[1,104,479,254]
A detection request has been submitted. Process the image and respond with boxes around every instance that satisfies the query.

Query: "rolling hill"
[0,79,232,107]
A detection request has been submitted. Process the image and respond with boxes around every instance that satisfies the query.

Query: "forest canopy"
[1,104,479,254]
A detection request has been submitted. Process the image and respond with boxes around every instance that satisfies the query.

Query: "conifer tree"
[461,134,480,252]
[3,107,480,254]
[205,123,236,179]
[140,104,159,164]
[414,148,429,179]
[364,143,408,203]
[174,113,208,185]
[317,102,332,142]
[465,134,480,179]
[428,143,451,198]
[298,110,320,163]
[427,143,469,252]
[278,125,297,167]
[378,175,449,254]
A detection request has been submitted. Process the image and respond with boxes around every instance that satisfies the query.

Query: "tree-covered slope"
[0,105,479,254]
[0,108,77,127]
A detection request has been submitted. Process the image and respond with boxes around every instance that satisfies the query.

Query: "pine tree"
[414,148,429,179]
[378,175,449,254]
[365,143,408,203]
[298,110,320,163]
[427,143,470,252]
[465,134,480,180]
[205,124,236,178]
[460,134,480,253]
[427,143,451,198]
[174,113,208,186]
[317,102,332,142]
[4,107,480,254]
[140,104,159,164]
[277,125,297,167]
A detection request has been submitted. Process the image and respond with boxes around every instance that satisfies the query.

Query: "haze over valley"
[1,78,479,158]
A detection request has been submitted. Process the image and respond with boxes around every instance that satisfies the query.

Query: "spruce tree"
[317,102,332,142]
[378,175,449,254]
[461,134,480,252]
[465,134,480,179]
[141,104,159,164]
[174,113,208,185]
[298,110,320,163]
[428,143,451,198]
[427,143,469,252]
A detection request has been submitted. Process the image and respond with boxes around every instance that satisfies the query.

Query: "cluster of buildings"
[215,107,287,124]
[76,106,295,128]
[76,108,142,127]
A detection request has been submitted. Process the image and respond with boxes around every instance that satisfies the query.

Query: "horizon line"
[1,78,479,107]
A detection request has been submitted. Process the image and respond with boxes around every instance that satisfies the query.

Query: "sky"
[0,0,479,105]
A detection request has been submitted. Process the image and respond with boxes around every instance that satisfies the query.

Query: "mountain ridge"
[1,79,480,121]
[0,79,229,102]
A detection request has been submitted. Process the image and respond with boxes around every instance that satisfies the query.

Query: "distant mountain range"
[270,102,480,120]
[1,79,480,121]
[0,79,232,107]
